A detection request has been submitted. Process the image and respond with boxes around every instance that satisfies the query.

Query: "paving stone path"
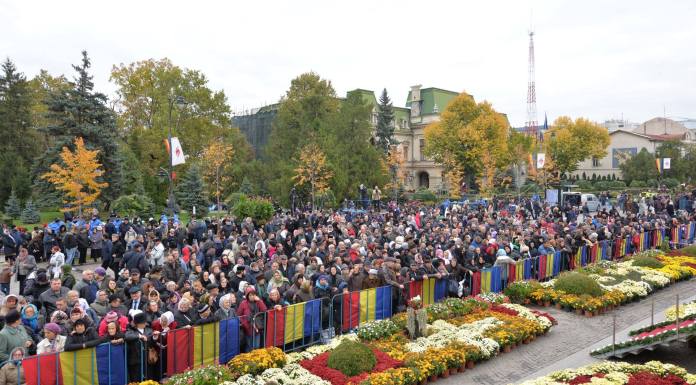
[439,278,696,385]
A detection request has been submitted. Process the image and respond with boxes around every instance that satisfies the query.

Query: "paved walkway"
[439,278,696,385]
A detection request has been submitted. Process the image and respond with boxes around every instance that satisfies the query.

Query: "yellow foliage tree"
[543,116,610,177]
[42,137,108,215]
[293,143,333,209]
[201,141,234,209]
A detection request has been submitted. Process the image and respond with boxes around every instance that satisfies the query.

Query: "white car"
[581,193,600,212]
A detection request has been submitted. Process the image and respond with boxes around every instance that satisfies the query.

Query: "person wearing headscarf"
[36,322,66,354]
[98,311,129,337]
[0,295,18,318]
[0,347,25,385]
[266,270,290,298]
[215,294,237,320]
[20,304,42,335]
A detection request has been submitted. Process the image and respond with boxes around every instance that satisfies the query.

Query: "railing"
[21,222,695,385]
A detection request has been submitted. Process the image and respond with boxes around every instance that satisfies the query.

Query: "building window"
[402,144,409,161]
[419,139,426,160]
[592,157,601,167]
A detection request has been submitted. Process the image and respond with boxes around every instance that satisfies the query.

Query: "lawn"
[10,209,230,228]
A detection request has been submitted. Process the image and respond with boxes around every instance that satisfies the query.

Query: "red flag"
[265,307,286,347]
[408,280,423,300]
[341,292,360,332]
[508,263,516,284]
[472,271,481,296]
[167,327,194,375]
[23,353,63,385]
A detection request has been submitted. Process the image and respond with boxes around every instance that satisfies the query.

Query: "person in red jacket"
[98,310,129,336]
[236,286,267,351]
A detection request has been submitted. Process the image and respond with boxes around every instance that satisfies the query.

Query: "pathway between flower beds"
[438,277,696,385]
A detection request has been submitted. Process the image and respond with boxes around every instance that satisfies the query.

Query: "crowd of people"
[0,189,694,383]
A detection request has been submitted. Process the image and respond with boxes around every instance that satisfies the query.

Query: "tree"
[238,177,253,195]
[0,58,35,205]
[176,164,209,216]
[200,141,234,209]
[265,72,339,200]
[20,199,40,224]
[4,190,21,219]
[375,88,395,154]
[293,143,333,210]
[42,137,108,216]
[619,148,658,184]
[424,93,517,194]
[543,117,610,176]
[35,51,122,207]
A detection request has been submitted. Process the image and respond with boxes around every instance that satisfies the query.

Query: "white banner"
[171,137,186,166]
[536,153,546,169]
[663,158,671,170]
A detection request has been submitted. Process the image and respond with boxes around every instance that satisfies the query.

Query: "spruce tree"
[0,58,35,206]
[375,88,395,155]
[238,177,253,195]
[176,164,209,215]
[4,190,21,219]
[34,51,122,207]
[20,199,40,224]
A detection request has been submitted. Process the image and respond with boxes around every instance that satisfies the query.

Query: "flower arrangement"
[167,365,235,385]
[228,347,286,379]
[226,363,331,385]
[407,295,422,309]
[300,347,402,385]
[665,301,696,321]
[516,360,696,385]
[356,320,401,341]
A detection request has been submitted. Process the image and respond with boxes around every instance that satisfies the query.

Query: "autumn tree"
[42,137,108,216]
[544,116,610,177]
[293,143,333,210]
[201,141,234,209]
[424,93,517,195]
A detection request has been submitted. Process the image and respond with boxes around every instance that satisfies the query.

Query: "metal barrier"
[330,285,394,333]
[250,298,323,352]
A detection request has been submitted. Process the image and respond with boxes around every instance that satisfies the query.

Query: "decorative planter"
[458,366,466,373]
[420,379,427,385]
[429,375,438,382]
[575,308,583,315]
[524,298,531,305]
[503,345,512,353]
[442,369,450,378]
[585,311,594,318]
[543,301,551,307]
[466,361,475,369]
[555,303,562,310]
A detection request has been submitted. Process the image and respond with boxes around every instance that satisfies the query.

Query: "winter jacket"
[0,326,32,363]
[64,327,100,351]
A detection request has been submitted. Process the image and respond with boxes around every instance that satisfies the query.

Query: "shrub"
[232,197,274,223]
[631,256,665,269]
[112,194,156,218]
[629,180,647,188]
[594,181,611,191]
[609,180,626,189]
[677,245,696,257]
[577,180,593,191]
[327,340,376,377]
[225,192,247,207]
[660,240,672,254]
[553,272,604,297]
[504,281,542,303]
[228,347,286,379]
[412,188,437,203]
[20,200,41,224]
[663,177,680,189]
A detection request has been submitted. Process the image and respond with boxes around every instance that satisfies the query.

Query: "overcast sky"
[2,0,695,127]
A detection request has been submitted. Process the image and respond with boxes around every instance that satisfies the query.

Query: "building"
[233,85,462,192]
[634,117,687,136]
[601,119,639,132]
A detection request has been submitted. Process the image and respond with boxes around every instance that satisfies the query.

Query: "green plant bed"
[631,256,664,269]
[327,340,376,376]
[553,272,604,297]
[677,245,696,257]
[504,281,542,303]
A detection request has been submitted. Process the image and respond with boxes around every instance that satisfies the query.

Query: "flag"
[422,278,436,305]
[408,279,423,301]
[194,322,218,367]
[284,303,305,344]
[23,352,62,385]
[663,158,671,170]
[342,291,360,331]
[359,288,377,323]
[265,307,285,347]
[538,255,547,280]
[303,299,322,338]
[508,263,517,284]
[481,270,491,293]
[523,259,532,280]
[491,266,502,293]
[167,327,194,375]
[96,343,127,385]
[170,137,186,166]
[536,153,546,169]
[267,300,323,346]
[471,271,482,296]
[60,347,98,385]
[219,318,240,364]
[374,286,393,320]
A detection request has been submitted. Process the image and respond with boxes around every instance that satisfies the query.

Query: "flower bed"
[300,348,402,385]
[514,361,696,385]
[506,253,696,316]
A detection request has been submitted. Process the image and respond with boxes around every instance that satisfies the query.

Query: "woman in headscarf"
[36,322,67,354]
[98,311,129,337]
[166,291,181,313]
[215,294,237,320]
[266,270,290,297]
[0,295,18,317]
[0,347,25,385]
[20,303,42,335]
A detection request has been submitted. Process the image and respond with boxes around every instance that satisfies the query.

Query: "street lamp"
[167,94,187,217]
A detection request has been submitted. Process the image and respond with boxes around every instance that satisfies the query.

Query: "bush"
[631,256,665,269]
[112,194,156,218]
[594,181,611,191]
[327,340,376,377]
[553,272,604,297]
[609,180,626,189]
[504,281,542,303]
[663,178,680,189]
[232,197,274,223]
[629,180,647,188]
[577,180,593,190]
[412,188,437,203]
[677,245,696,257]
[225,192,247,208]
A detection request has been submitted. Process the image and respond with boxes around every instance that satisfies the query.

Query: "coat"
[0,360,24,385]
[236,299,267,335]
[0,326,32,363]
[64,327,100,351]
[124,325,153,365]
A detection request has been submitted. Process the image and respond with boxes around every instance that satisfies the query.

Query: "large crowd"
[0,190,694,383]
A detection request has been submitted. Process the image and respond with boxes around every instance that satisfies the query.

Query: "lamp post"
[167,94,187,217]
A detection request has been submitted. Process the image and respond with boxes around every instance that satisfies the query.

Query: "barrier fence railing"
[21,222,695,385]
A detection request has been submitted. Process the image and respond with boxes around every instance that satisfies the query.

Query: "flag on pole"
[170,137,186,166]
[663,158,671,170]
[536,153,546,169]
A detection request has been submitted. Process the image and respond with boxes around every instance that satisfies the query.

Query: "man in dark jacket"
[110,233,126,274]
[163,254,185,289]
[125,312,153,382]
[64,318,100,351]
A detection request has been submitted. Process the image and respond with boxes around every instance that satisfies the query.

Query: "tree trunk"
[216,166,221,210]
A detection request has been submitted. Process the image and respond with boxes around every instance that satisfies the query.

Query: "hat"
[133,312,147,325]
[94,267,106,277]
[244,286,256,295]
[104,311,119,323]
[5,310,20,324]
[70,307,82,315]
[129,268,140,275]
[44,322,61,334]
[36,272,49,284]
[197,304,210,314]
[129,286,142,294]
[368,269,378,275]
[318,274,329,282]
[205,283,219,291]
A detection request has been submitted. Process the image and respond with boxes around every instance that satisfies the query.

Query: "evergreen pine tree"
[375,88,395,154]
[238,177,253,195]
[20,199,40,224]
[34,51,122,207]
[0,58,35,206]
[4,190,21,219]
[176,164,209,215]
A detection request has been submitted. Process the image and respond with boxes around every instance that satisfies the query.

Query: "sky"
[1,0,695,127]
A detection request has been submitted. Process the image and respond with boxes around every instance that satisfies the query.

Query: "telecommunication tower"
[525,31,538,139]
